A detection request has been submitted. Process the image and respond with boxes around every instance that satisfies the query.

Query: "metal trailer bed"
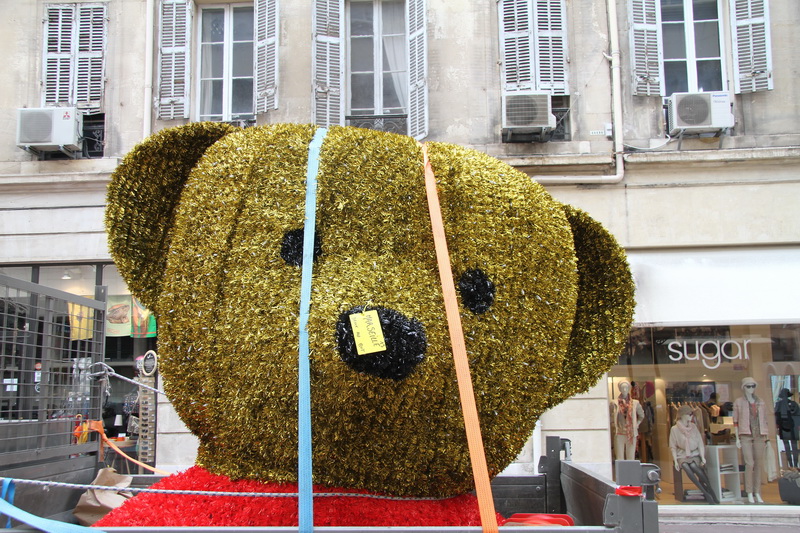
[0,274,660,532]
[92,440,660,533]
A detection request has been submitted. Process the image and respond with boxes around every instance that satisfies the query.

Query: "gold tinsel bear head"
[106,123,634,497]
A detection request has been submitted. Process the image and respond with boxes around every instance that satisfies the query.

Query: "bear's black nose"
[335,306,427,381]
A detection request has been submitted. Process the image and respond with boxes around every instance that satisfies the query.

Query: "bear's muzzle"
[335,305,427,381]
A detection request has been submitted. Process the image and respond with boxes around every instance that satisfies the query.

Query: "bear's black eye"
[280,228,322,267]
[458,268,495,314]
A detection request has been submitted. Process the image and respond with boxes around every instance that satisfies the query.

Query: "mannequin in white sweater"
[669,404,719,504]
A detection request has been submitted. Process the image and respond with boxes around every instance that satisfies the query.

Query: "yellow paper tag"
[349,310,387,355]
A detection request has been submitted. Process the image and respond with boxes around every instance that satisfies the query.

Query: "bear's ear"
[105,122,238,311]
[545,205,636,409]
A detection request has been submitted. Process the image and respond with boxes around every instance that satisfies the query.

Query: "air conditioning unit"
[17,107,83,152]
[502,91,556,133]
[667,92,734,136]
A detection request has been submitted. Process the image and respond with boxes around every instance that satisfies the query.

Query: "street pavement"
[660,523,799,532]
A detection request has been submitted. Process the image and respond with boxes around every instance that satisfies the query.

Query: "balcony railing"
[346,114,408,135]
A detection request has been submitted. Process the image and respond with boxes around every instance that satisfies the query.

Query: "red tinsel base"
[95,466,501,527]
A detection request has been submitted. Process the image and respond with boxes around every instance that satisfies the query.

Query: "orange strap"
[420,143,498,532]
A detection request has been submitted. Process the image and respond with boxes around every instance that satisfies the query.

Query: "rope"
[89,362,166,396]
[1,478,447,501]
[297,127,328,532]
[420,143,499,532]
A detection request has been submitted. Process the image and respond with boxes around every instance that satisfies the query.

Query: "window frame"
[660,0,727,96]
[312,0,428,139]
[345,0,408,117]
[629,0,773,97]
[194,2,256,122]
[157,0,277,121]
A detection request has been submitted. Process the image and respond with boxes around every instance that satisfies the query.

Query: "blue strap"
[298,127,328,532]
[0,479,105,532]
[1,478,14,529]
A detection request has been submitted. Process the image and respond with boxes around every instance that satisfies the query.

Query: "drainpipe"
[534,0,625,185]
[143,0,155,138]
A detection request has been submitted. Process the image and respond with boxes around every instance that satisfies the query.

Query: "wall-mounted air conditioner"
[16,107,83,152]
[501,91,556,133]
[667,92,734,136]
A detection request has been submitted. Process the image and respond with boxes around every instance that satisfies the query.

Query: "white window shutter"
[730,0,773,93]
[74,4,106,112]
[407,0,428,139]
[499,0,534,92]
[534,0,568,95]
[255,0,279,114]
[158,0,191,120]
[312,0,344,127]
[629,0,664,96]
[43,4,75,107]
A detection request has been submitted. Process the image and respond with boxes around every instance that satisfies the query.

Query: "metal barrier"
[0,274,106,522]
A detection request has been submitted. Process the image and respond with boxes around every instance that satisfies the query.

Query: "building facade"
[1,0,799,499]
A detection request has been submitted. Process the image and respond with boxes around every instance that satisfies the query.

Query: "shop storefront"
[611,324,799,503]
[0,264,156,438]
[609,247,800,505]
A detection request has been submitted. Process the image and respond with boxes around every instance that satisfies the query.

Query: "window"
[498,0,569,95]
[497,0,570,141]
[313,0,428,139]
[661,0,725,95]
[630,0,773,96]
[197,4,255,122]
[37,3,106,159]
[158,0,278,121]
[346,0,407,133]
[42,2,106,112]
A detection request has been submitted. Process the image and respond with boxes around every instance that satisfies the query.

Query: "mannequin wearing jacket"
[669,404,719,504]
[733,377,769,503]
[775,388,800,468]
[610,380,644,460]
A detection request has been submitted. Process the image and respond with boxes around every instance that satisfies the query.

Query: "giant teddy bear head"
[106,123,634,498]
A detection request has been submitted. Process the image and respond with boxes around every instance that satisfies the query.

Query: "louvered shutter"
[407,0,428,139]
[312,0,344,127]
[43,4,75,106]
[255,0,279,113]
[629,0,663,96]
[74,3,106,112]
[43,3,106,111]
[534,0,568,95]
[730,0,772,93]
[499,0,534,92]
[158,0,190,120]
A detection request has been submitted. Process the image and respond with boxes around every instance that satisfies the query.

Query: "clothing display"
[669,405,718,504]
[733,377,769,502]
[610,381,644,461]
[775,388,800,468]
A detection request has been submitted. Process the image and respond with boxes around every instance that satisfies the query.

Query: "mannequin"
[733,377,770,503]
[775,388,800,468]
[610,380,644,460]
[669,404,719,504]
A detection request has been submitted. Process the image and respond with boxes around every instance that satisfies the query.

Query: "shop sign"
[665,338,751,370]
